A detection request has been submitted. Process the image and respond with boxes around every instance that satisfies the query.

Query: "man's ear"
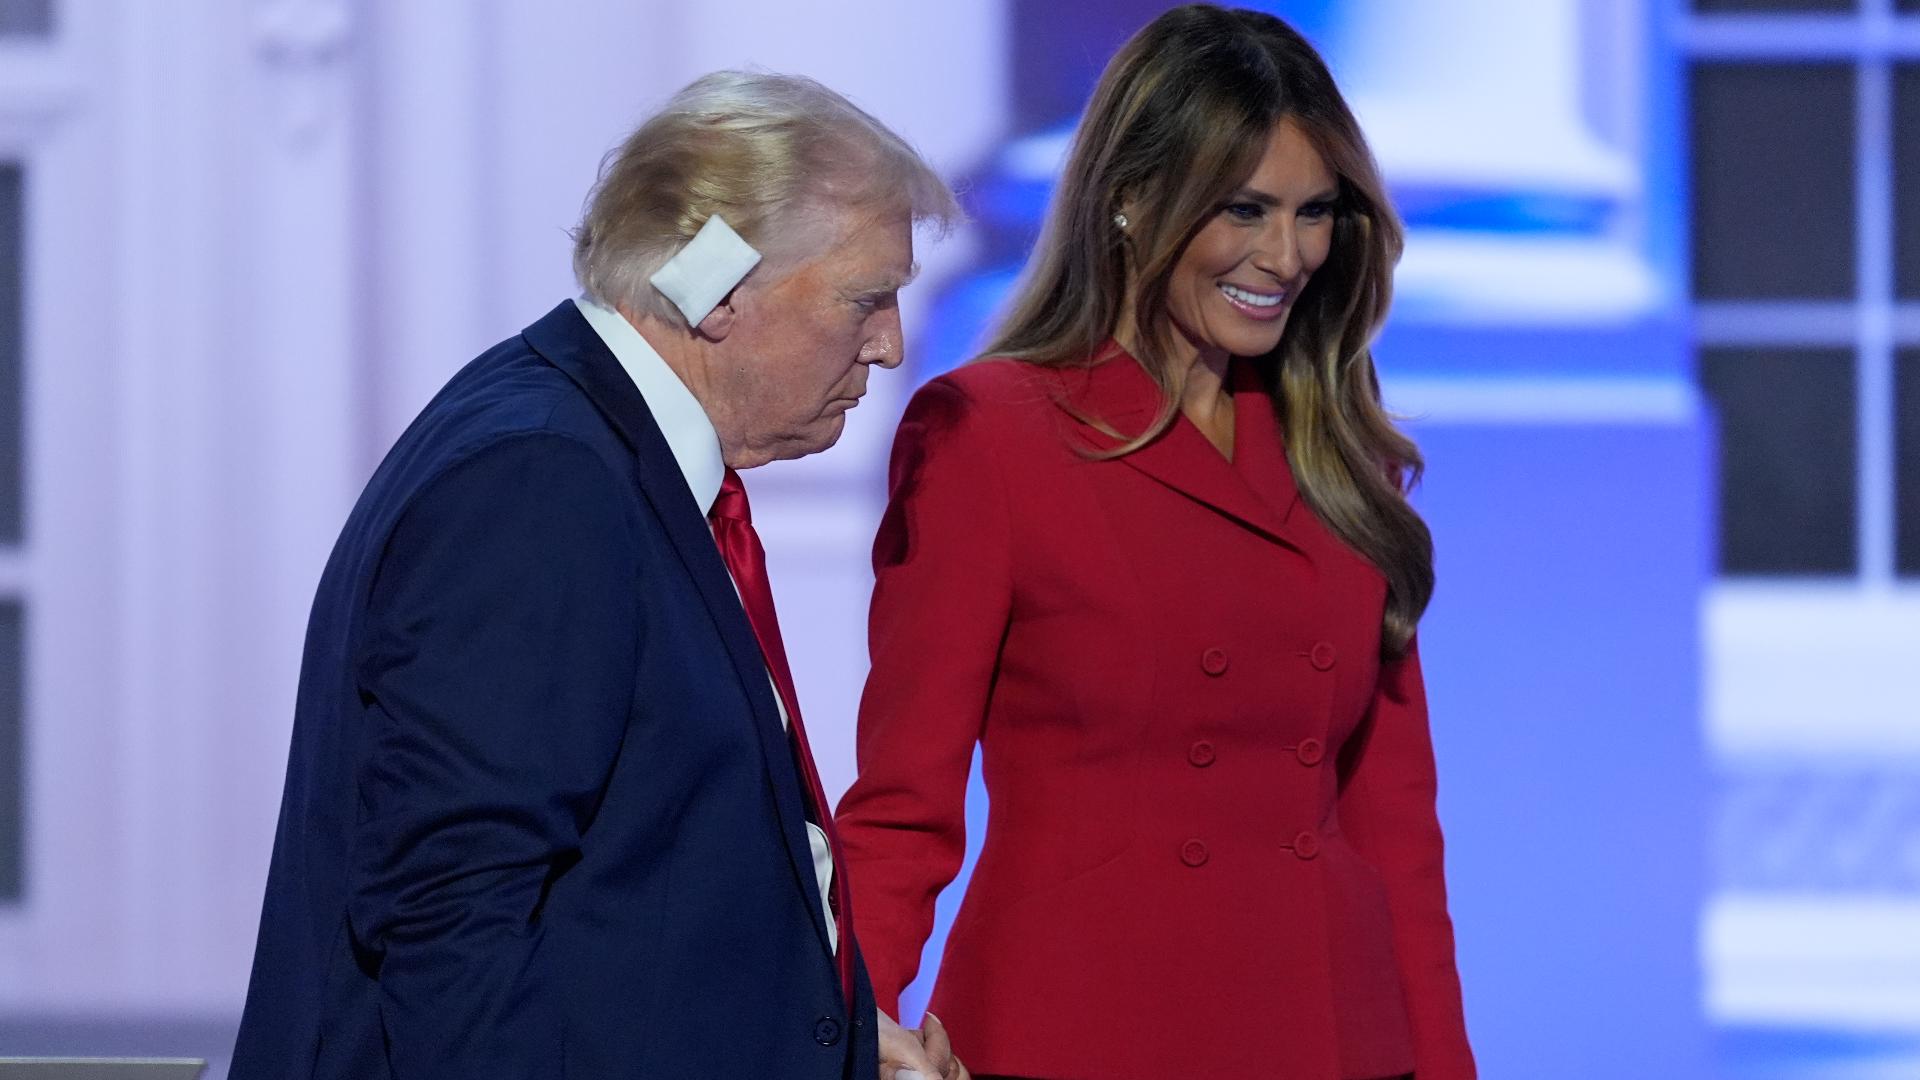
[694,290,740,341]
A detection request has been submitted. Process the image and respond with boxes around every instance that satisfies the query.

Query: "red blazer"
[835,343,1474,1080]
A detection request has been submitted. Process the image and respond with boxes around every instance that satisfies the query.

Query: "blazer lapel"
[522,301,837,957]
[1227,356,1305,526]
[1057,341,1308,554]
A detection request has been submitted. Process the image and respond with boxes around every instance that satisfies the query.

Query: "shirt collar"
[572,297,725,515]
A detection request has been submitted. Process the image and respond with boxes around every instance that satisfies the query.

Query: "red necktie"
[709,468,857,1008]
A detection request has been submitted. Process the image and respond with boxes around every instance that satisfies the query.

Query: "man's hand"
[877,1009,969,1080]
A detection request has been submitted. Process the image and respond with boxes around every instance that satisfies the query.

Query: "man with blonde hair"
[230,72,964,1080]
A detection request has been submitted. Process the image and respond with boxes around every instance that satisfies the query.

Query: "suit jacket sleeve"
[345,433,640,1079]
[1336,637,1476,1079]
[835,376,1013,1016]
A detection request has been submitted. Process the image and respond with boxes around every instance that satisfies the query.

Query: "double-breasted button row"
[1200,644,1337,676]
[1179,831,1321,865]
[1202,643,1336,674]
[1188,739,1320,768]
[1281,830,1321,860]
[1287,737,1324,767]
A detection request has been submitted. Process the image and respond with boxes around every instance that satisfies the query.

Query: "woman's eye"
[1224,202,1264,222]
[1299,201,1335,221]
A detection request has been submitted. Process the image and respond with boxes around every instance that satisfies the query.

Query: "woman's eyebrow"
[1233,186,1340,206]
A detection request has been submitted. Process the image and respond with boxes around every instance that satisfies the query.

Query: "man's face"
[711,206,915,467]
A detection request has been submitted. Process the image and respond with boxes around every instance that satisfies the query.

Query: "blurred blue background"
[0,0,1914,1076]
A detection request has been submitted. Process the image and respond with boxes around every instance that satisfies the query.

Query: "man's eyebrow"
[853,263,920,294]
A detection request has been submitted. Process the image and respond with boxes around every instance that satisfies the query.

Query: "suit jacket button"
[1292,830,1321,859]
[1309,642,1337,671]
[1181,839,1210,867]
[1201,647,1230,676]
[1188,740,1216,767]
[813,1016,842,1046]
[1295,737,1324,766]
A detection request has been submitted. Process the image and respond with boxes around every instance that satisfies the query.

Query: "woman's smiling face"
[1161,117,1339,365]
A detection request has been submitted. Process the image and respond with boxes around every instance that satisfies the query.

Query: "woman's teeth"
[1220,283,1284,308]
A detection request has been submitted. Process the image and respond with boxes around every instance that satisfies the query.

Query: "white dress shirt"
[573,297,839,953]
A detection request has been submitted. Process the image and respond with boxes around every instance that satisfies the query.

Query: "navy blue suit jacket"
[230,302,875,1079]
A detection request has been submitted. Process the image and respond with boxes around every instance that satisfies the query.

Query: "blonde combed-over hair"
[573,71,960,325]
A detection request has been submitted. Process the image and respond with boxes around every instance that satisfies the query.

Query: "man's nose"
[862,309,905,369]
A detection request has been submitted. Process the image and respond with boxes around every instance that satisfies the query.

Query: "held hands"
[877,1008,969,1080]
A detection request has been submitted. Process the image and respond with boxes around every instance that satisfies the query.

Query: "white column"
[99,0,364,1009]
[106,0,248,1007]
[486,0,683,327]
[221,0,363,1004]
[0,0,122,1010]
[360,0,497,453]
[1339,0,1629,191]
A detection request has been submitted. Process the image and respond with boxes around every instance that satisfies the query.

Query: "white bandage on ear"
[649,213,763,326]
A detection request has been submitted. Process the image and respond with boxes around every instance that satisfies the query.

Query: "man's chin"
[818,409,851,444]
[765,415,849,464]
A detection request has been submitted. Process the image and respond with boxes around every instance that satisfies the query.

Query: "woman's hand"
[878,1008,970,1080]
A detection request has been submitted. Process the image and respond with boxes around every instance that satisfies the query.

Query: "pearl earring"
[1113,212,1129,230]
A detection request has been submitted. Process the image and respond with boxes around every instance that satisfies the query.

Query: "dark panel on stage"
[1690,63,1855,300]
[1692,0,1856,11]
[0,600,21,901]
[1899,349,1920,577]
[1897,65,1920,300]
[0,164,20,545]
[1009,0,1170,131]
[1005,0,1344,133]
[0,163,18,541]
[0,0,52,37]
[1702,347,1858,574]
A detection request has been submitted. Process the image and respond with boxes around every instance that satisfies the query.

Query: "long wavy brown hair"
[980,3,1432,656]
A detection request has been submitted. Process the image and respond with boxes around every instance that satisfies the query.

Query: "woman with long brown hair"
[835,7,1474,1078]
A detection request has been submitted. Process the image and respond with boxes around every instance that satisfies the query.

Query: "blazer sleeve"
[1337,637,1476,1079]
[345,433,640,1080]
[834,375,1013,1016]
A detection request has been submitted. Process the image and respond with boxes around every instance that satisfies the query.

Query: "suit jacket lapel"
[522,301,837,957]
[1056,341,1308,554]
